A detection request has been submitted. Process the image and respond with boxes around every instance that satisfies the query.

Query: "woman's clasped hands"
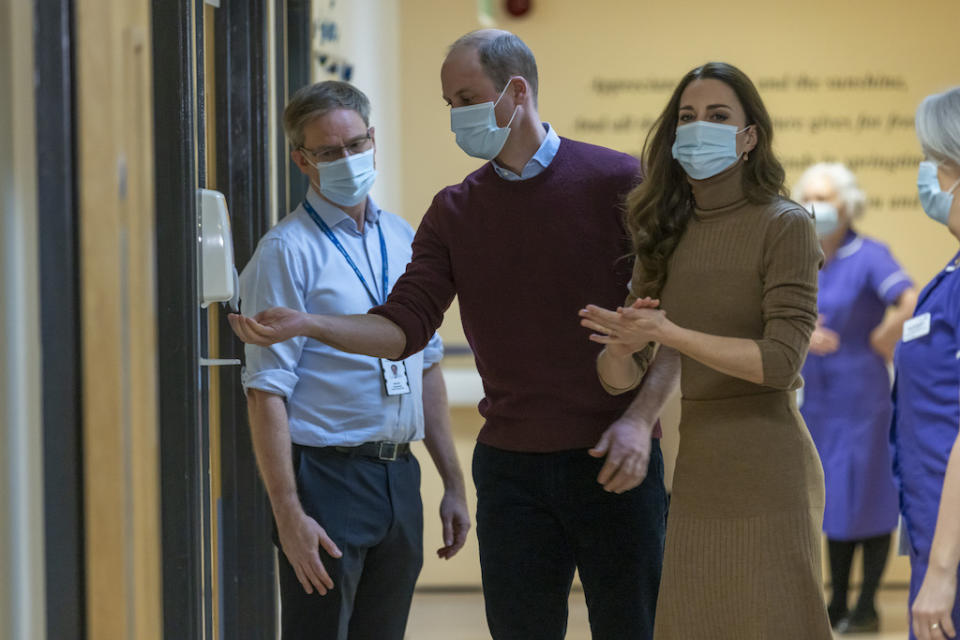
[578,297,668,356]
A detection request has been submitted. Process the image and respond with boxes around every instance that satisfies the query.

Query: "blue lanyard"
[302,199,388,305]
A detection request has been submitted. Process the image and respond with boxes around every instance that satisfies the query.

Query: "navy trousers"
[473,440,667,640]
[277,445,423,640]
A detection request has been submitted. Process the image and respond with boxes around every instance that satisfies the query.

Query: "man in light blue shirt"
[239,81,469,640]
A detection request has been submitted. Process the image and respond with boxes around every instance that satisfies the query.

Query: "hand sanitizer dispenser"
[197,188,240,311]
[197,188,241,367]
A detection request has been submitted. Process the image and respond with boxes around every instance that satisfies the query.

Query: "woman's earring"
[744,152,750,162]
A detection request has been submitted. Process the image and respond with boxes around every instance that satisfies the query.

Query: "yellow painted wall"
[404,1,960,588]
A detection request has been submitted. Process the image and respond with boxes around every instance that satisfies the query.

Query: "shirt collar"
[835,228,863,259]
[491,123,560,181]
[304,187,381,230]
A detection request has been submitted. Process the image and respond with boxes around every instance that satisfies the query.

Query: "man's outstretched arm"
[229,307,407,360]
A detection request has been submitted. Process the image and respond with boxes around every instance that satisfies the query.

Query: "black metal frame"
[34,1,85,637]
[151,1,206,638]
[285,0,312,207]
[215,2,280,637]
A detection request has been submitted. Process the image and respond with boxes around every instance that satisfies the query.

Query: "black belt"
[331,441,411,461]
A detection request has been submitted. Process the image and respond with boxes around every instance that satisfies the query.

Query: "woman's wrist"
[597,347,642,390]
[600,344,636,363]
[928,550,960,576]
[656,320,681,349]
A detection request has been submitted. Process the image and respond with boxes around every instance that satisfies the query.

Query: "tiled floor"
[406,588,911,639]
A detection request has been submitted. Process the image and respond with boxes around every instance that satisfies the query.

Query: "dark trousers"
[277,445,423,640]
[472,440,667,640]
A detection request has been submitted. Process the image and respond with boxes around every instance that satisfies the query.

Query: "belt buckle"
[377,441,398,461]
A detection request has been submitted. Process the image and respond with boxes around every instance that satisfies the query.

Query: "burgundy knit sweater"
[370,138,650,452]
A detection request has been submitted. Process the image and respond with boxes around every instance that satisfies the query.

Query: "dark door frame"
[214,1,286,637]
[152,1,308,637]
[34,0,85,637]
[151,1,206,638]
[285,0,311,207]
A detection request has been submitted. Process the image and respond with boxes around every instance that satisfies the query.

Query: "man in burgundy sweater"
[231,30,675,640]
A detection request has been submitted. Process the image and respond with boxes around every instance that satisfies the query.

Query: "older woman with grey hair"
[892,85,960,640]
[793,162,918,633]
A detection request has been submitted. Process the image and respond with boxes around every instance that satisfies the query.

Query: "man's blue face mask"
[449,80,520,160]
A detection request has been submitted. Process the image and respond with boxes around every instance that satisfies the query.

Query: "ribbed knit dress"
[643,160,832,639]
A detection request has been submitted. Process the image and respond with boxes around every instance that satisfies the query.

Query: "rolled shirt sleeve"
[422,331,445,368]
[239,237,308,399]
[757,207,823,390]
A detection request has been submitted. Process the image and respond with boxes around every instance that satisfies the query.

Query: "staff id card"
[380,359,411,396]
[902,312,931,343]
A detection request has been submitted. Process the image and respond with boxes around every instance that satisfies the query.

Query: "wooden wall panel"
[75,0,162,638]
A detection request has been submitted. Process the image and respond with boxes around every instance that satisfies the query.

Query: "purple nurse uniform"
[892,249,960,637]
[801,230,912,540]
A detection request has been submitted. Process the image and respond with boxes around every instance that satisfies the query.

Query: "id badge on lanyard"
[303,198,411,396]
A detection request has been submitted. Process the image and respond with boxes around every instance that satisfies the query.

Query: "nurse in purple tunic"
[793,163,918,633]
[894,86,960,640]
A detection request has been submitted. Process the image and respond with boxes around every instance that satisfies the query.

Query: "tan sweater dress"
[630,160,832,639]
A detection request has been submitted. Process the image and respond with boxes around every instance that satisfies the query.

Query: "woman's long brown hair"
[625,62,788,298]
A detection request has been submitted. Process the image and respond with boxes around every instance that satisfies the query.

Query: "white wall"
[310,0,404,216]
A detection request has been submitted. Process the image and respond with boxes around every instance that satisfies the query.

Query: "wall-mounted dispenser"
[197,188,241,367]
[198,188,240,311]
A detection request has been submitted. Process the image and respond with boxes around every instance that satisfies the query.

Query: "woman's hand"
[579,297,669,357]
[912,565,958,640]
[809,315,840,356]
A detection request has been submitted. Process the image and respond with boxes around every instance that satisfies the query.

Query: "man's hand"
[436,489,471,560]
[228,307,308,346]
[589,418,652,494]
[276,507,343,595]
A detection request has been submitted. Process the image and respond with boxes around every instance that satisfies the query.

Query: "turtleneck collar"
[688,157,748,216]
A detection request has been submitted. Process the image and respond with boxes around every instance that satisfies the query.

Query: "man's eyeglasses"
[300,132,373,163]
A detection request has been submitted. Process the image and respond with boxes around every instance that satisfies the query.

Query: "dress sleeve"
[596,260,657,395]
[369,197,457,360]
[866,243,913,306]
[756,206,823,390]
[239,238,308,398]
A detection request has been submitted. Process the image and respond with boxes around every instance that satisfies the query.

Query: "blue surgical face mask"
[672,121,750,180]
[803,201,840,237]
[450,81,519,160]
[307,148,377,207]
[918,161,960,225]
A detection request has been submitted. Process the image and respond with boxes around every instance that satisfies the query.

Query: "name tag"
[380,358,411,396]
[902,312,931,343]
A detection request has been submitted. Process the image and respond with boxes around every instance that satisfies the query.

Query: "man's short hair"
[449,30,539,106]
[283,81,371,149]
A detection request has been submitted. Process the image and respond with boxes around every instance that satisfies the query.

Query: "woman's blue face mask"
[917,161,960,225]
[671,121,751,180]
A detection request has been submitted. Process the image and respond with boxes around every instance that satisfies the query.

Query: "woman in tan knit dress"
[579,62,832,639]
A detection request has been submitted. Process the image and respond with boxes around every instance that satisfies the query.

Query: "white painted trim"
[0,0,47,638]
[443,367,485,407]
